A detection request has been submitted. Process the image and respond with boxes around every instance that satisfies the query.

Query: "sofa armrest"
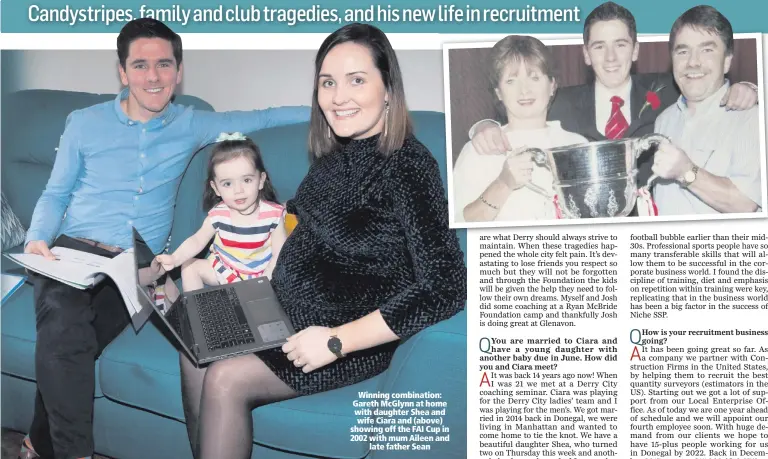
[378,308,466,392]
[373,309,466,457]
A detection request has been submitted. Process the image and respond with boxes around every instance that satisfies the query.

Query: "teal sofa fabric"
[1,89,467,459]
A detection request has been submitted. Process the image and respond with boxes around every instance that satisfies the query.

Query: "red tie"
[605,96,629,140]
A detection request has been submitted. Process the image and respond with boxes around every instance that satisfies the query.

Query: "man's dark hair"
[583,2,637,45]
[669,5,733,55]
[117,18,183,69]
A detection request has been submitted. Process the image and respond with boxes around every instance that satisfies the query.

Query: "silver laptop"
[132,228,295,366]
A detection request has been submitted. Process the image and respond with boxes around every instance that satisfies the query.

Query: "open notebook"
[5,248,152,329]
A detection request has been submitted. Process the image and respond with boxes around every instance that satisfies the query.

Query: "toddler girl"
[156,133,287,290]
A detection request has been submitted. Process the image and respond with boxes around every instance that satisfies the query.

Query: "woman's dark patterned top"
[261,133,466,395]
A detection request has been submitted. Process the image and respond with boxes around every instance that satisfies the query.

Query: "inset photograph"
[445,4,765,227]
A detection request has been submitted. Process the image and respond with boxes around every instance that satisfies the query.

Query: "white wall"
[5,49,445,112]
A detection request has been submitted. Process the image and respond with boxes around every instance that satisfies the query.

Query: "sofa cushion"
[249,122,312,204]
[98,319,187,421]
[1,90,114,227]
[376,310,467,458]
[0,278,105,397]
[1,192,27,251]
[251,377,379,459]
[0,282,36,379]
[169,140,209,254]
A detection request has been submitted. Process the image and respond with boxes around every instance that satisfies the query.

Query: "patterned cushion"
[1,192,26,251]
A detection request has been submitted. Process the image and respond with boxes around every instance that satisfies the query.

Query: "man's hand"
[497,148,534,191]
[471,121,511,155]
[721,82,758,110]
[652,141,695,181]
[25,240,57,261]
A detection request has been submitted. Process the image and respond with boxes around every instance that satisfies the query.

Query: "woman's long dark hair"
[308,23,412,159]
[202,137,277,211]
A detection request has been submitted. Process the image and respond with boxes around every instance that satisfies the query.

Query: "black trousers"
[28,235,130,459]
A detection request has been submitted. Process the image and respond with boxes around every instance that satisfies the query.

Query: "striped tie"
[605,96,629,140]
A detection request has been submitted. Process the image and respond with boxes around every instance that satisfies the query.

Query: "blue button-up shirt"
[26,89,309,254]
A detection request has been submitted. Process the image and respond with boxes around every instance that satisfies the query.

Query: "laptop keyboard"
[165,301,185,339]
[165,300,194,349]
[195,288,256,351]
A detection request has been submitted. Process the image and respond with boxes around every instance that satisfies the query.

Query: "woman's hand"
[497,147,534,190]
[282,326,338,373]
[155,254,176,272]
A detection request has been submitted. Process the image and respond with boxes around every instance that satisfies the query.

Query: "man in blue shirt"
[20,18,308,459]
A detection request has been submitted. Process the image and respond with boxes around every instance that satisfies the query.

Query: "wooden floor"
[1,429,111,459]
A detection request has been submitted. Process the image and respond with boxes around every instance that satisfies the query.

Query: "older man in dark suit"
[470,2,756,191]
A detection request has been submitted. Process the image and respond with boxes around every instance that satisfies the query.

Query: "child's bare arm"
[156,217,217,270]
[263,215,288,279]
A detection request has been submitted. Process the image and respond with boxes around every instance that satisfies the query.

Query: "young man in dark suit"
[470,1,757,190]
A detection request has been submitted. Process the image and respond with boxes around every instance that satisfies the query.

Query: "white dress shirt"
[653,82,762,215]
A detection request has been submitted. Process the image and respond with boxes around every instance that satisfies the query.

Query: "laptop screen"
[132,228,159,309]
[131,228,198,362]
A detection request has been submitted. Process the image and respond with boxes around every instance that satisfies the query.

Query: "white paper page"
[101,248,142,317]
[5,247,110,289]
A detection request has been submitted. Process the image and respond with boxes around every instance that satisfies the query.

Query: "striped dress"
[206,200,285,284]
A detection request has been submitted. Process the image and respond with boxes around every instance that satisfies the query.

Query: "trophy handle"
[645,174,659,189]
[514,147,549,168]
[508,147,552,198]
[635,134,668,197]
[633,133,669,157]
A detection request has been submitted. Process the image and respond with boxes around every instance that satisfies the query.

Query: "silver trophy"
[520,133,667,218]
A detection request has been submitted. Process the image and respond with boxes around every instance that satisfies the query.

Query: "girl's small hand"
[282,326,338,373]
[155,254,176,272]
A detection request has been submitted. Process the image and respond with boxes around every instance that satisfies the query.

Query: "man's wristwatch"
[327,331,345,359]
[679,165,699,188]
